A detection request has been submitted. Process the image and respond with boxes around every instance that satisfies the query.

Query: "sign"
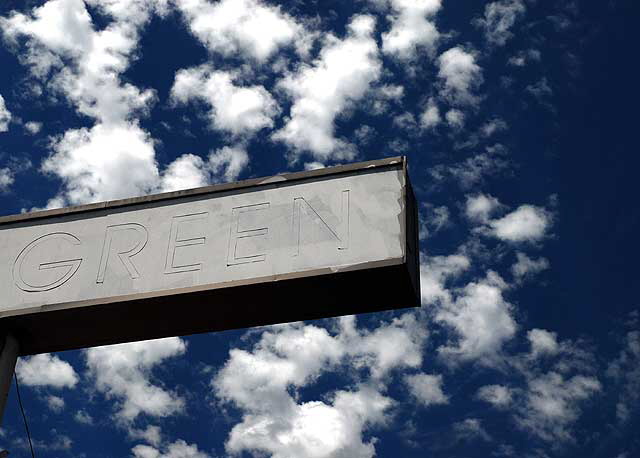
[0,157,419,355]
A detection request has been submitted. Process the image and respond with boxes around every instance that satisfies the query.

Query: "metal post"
[0,333,19,425]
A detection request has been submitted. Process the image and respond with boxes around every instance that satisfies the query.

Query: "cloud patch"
[0,94,11,131]
[17,353,79,389]
[171,65,278,136]
[382,0,442,60]
[272,15,381,162]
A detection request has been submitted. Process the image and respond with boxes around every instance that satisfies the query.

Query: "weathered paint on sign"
[0,157,419,355]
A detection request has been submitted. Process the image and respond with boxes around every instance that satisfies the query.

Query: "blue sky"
[0,0,639,457]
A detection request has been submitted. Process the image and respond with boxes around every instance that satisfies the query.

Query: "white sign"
[0,164,408,318]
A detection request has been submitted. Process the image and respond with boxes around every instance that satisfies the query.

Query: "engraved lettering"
[13,232,83,292]
[96,223,148,283]
[292,190,349,256]
[227,203,270,266]
[165,212,208,274]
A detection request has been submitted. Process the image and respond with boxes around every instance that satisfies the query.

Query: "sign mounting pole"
[0,333,19,424]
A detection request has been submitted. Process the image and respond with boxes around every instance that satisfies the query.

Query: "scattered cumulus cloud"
[24,120,42,134]
[481,118,508,137]
[512,252,550,282]
[74,409,94,425]
[527,329,560,358]
[430,148,510,190]
[16,353,79,388]
[0,94,11,131]
[436,271,517,363]
[437,47,483,106]
[474,0,526,47]
[171,65,279,136]
[465,193,502,223]
[476,384,513,408]
[159,146,249,192]
[0,168,15,192]
[405,373,449,406]
[508,49,541,67]
[46,395,66,412]
[420,98,441,129]
[85,337,187,422]
[445,109,465,128]
[214,314,425,457]
[42,123,160,205]
[272,15,381,162]
[606,326,640,423]
[381,0,442,60]
[175,0,307,62]
[419,203,450,239]
[488,205,551,243]
[132,439,210,458]
[452,418,492,442]
[420,253,470,306]
[517,372,601,442]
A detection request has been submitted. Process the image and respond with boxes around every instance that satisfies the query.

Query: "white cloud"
[175,0,306,62]
[527,77,553,100]
[46,395,65,412]
[214,314,425,457]
[24,120,43,134]
[606,329,640,423]
[1,0,157,124]
[225,385,392,458]
[488,205,551,243]
[512,252,549,281]
[527,329,559,358]
[438,47,483,106]
[0,94,11,131]
[393,112,418,131]
[437,272,517,363]
[452,418,492,442]
[476,384,513,408]
[517,372,601,442]
[340,314,426,378]
[405,373,449,406]
[130,425,163,447]
[0,168,14,192]
[445,109,465,128]
[508,49,541,67]
[16,353,79,389]
[420,98,441,129]
[159,146,248,193]
[85,337,187,422]
[74,409,94,425]
[465,193,502,223]
[420,254,470,306]
[207,145,249,183]
[132,440,209,458]
[272,15,381,162]
[419,203,450,239]
[0,0,181,207]
[42,123,159,205]
[171,65,278,136]
[481,118,507,137]
[430,148,510,190]
[159,154,209,192]
[368,84,405,115]
[474,0,526,47]
[304,161,325,171]
[381,0,442,60]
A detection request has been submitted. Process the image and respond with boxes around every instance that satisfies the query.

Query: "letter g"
[13,232,83,292]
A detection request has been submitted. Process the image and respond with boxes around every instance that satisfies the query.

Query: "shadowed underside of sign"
[0,157,419,356]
